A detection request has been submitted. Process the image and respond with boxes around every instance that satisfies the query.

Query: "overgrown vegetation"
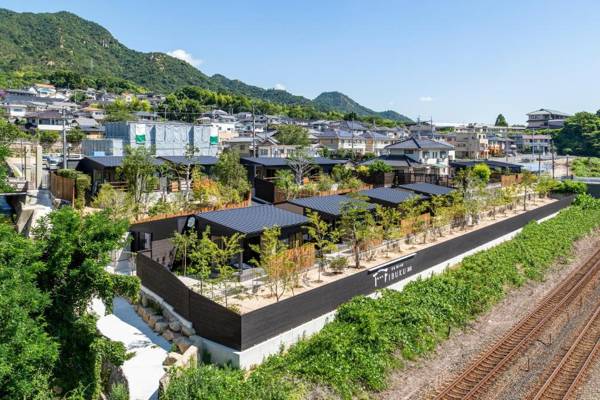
[163,194,600,400]
[572,157,600,177]
[0,207,140,399]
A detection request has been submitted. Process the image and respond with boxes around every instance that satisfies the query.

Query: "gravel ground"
[375,231,600,400]
[489,269,600,399]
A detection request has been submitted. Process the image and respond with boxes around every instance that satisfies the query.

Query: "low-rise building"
[526,109,571,130]
[513,134,552,154]
[384,137,455,175]
[104,121,218,156]
[453,131,489,159]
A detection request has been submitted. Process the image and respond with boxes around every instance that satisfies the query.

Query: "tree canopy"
[554,112,600,156]
[274,124,310,146]
[494,113,508,127]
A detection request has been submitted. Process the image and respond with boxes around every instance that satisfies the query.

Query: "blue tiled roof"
[359,187,426,204]
[288,194,376,218]
[397,183,455,196]
[359,154,422,168]
[196,205,308,235]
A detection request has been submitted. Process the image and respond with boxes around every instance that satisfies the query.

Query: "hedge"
[163,195,600,400]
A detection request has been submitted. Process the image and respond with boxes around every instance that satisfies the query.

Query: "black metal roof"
[359,187,426,205]
[450,160,522,172]
[158,155,218,166]
[359,154,422,168]
[287,194,376,218]
[82,156,164,169]
[396,183,455,196]
[196,205,308,235]
[240,156,350,167]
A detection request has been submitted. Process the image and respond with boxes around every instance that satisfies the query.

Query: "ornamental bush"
[164,195,600,399]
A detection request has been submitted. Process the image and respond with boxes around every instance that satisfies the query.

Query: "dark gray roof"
[385,137,454,150]
[240,157,349,167]
[158,155,218,166]
[450,160,522,172]
[288,194,375,218]
[82,156,164,169]
[359,154,422,168]
[359,187,426,205]
[196,205,308,235]
[397,183,455,196]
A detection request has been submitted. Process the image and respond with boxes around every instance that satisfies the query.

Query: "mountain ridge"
[0,8,412,122]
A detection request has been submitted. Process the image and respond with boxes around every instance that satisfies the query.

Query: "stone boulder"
[162,330,181,342]
[181,325,195,337]
[168,321,181,332]
[174,336,193,353]
[154,321,168,334]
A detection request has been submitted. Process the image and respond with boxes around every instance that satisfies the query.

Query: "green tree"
[375,204,401,254]
[37,130,60,152]
[520,171,537,210]
[554,112,600,156]
[0,117,24,192]
[0,224,58,399]
[91,183,135,220]
[274,169,298,200]
[250,226,294,301]
[188,227,218,296]
[66,126,86,150]
[213,150,251,202]
[118,146,158,216]
[472,163,491,184]
[495,113,508,127]
[173,228,196,277]
[339,195,375,268]
[368,160,392,175]
[274,124,310,146]
[306,211,339,282]
[213,232,244,307]
[33,207,139,398]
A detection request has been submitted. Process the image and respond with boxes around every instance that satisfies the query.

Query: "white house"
[384,137,455,175]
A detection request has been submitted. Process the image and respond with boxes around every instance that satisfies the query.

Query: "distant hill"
[0,8,412,122]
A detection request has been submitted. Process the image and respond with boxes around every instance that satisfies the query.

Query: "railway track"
[528,304,600,400]
[434,247,600,400]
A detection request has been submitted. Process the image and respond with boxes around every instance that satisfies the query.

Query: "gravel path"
[375,231,600,400]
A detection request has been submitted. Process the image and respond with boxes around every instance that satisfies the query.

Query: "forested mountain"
[0,8,412,122]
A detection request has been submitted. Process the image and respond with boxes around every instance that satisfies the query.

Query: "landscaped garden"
[168,169,578,313]
[161,192,600,400]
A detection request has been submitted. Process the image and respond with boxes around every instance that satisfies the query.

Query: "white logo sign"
[370,259,414,288]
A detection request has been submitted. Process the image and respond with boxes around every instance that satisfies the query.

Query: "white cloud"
[167,49,203,68]
[419,96,433,102]
[274,83,286,91]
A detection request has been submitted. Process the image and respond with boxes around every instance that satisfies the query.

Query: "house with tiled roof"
[526,108,571,130]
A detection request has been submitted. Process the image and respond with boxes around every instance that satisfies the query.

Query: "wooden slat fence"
[50,173,75,204]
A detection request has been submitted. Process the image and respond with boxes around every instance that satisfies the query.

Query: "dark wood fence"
[49,173,75,203]
[137,196,573,351]
[137,251,242,349]
[395,172,451,187]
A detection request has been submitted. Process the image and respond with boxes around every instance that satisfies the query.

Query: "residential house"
[361,131,395,155]
[453,131,489,159]
[29,83,57,98]
[383,137,455,175]
[526,109,571,130]
[25,110,71,132]
[513,134,552,154]
[314,130,367,154]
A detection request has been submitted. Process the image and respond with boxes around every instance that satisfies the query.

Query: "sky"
[2,0,600,124]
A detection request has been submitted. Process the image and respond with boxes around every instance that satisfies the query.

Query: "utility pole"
[62,107,67,169]
[551,140,555,179]
[251,103,257,157]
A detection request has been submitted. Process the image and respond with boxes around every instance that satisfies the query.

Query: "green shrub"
[329,256,348,273]
[57,169,91,209]
[554,179,587,194]
[108,383,129,400]
[368,160,392,175]
[164,195,600,399]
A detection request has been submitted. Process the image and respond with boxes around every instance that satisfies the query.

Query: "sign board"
[135,124,146,144]
[368,253,416,288]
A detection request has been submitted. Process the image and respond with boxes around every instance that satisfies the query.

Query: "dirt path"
[375,231,600,400]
